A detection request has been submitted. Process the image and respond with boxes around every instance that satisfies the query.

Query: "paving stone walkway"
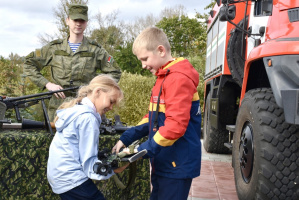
[188,140,238,200]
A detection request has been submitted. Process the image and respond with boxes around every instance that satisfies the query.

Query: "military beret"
[68,4,88,21]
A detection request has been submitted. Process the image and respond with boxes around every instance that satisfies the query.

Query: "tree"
[91,11,157,75]
[90,10,125,55]
[156,14,207,57]
[205,0,217,10]
[0,54,25,96]
[160,4,187,18]
[90,25,124,55]
[125,13,159,40]
[114,40,151,76]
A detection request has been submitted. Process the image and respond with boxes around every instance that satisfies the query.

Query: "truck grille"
[288,8,299,22]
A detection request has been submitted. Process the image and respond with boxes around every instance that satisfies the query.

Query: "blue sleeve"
[120,122,149,146]
[121,122,162,158]
[137,138,162,158]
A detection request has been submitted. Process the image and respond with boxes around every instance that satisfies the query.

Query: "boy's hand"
[113,162,130,173]
[117,147,138,158]
[119,147,138,154]
[112,140,125,153]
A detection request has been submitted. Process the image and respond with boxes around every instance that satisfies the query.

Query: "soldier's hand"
[112,140,125,154]
[46,82,66,99]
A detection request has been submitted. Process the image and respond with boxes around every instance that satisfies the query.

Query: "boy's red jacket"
[120,58,201,179]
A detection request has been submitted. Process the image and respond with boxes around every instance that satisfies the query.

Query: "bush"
[187,55,205,112]
[106,71,156,126]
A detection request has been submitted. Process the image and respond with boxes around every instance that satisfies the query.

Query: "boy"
[113,27,201,199]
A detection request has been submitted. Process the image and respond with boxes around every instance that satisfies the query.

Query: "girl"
[47,74,124,200]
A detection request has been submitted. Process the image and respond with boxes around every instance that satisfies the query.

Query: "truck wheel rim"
[239,122,254,183]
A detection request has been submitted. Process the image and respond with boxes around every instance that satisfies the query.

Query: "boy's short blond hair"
[132,27,171,55]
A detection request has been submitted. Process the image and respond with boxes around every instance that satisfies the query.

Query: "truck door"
[247,0,272,58]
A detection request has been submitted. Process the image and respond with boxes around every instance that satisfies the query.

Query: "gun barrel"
[3,86,79,102]
[114,126,131,132]
[1,119,56,130]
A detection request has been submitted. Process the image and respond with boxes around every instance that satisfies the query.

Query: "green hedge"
[0,130,150,200]
[107,71,156,126]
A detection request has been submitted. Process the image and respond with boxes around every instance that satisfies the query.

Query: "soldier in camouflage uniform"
[23,4,122,121]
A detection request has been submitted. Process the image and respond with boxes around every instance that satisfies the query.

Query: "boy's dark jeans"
[150,173,192,200]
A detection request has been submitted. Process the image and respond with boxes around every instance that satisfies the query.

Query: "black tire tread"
[203,93,230,154]
[204,127,230,154]
[234,88,299,200]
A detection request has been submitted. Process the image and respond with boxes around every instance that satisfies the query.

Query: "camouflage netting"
[0,130,150,200]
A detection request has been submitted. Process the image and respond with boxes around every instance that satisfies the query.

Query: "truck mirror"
[259,26,265,36]
[219,7,228,21]
[219,5,236,22]
[227,5,236,20]
[216,0,221,6]
[210,10,215,18]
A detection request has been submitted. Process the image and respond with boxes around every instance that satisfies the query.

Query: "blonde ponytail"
[53,74,123,123]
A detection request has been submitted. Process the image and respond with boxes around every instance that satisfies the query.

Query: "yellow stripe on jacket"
[153,131,179,146]
[192,92,199,101]
[163,57,185,70]
[149,102,166,113]
[136,117,149,126]
[149,92,199,113]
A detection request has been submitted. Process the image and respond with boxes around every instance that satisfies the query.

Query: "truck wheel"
[233,88,299,199]
[227,17,248,87]
[203,93,230,154]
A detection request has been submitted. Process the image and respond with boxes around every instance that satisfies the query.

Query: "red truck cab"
[203,0,299,199]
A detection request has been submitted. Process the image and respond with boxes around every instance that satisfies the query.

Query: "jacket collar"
[156,57,185,76]
[63,36,89,55]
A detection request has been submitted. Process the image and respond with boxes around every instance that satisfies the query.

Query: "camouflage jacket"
[23,36,122,121]
[23,36,122,89]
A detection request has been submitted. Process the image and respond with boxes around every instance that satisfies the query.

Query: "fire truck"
[203,0,299,199]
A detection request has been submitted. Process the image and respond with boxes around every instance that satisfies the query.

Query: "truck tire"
[227,17,248,87]
[233,88,299,199]
[203,93,230,154]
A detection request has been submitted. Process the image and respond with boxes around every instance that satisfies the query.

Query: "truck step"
[225,125,235,150]
[226,125,235,133]
[224,142,233,150]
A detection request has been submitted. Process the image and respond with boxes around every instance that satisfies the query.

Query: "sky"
[0,0,213,58]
